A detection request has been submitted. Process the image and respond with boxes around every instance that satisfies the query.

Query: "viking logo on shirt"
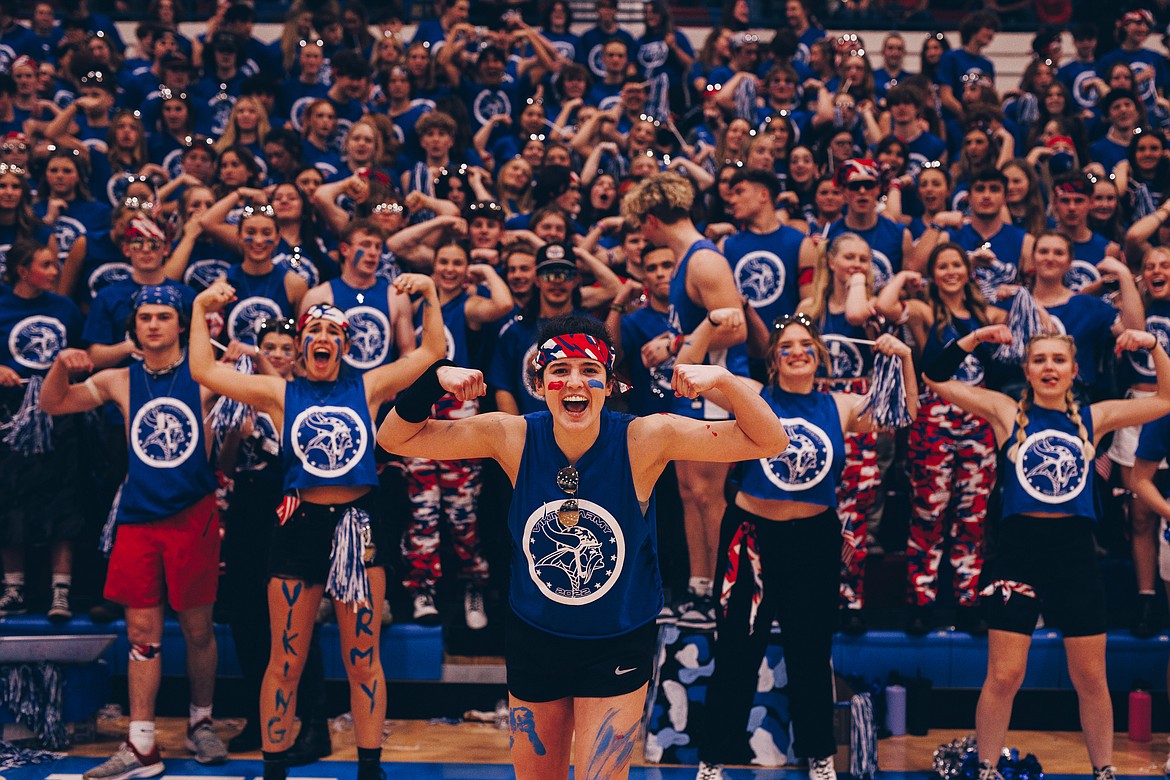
[274,252,320,287]
[761,419,833,491]
[131,397,199,468]
[52,215,86,258]
[870,249,893,290]
[1072,69,1101,110]
[291,406,368,478]
[1063,260,1101,294]
[523,498,625,605]
[345,305,392,370]
[955,353,985,385]
[472,90,511,127]
[228,296,283,344]
[1126,315,1170,379]
[522,342,543,401]
[87,262,133,299]
[1015,430,1089,504]
[184,259,233,292]
[587,44,606,78]
[823,335,863,379]
[8,315,66,370]
[734,251,786,308]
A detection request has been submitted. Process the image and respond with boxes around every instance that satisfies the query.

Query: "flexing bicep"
[925,379,1015,443]
[1092,398,1170,440]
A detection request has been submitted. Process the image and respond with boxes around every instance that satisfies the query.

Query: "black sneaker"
[47,586,72,623]
[1133,594,1160,639]
[0,585,25,616]
[412,590,441,626]
[677,594,717,629]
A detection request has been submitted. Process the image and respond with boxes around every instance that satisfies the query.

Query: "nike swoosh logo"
[615,666,636,676]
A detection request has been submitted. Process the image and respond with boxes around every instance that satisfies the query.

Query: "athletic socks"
[3,572,24,588]
[51,574,71,589]
[357,746,383,780]
[263,749,288,780]
[189,703,213,726]
[688,576,713,598]
[128,721,156,755]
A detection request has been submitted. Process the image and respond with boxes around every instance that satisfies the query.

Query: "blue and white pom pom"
[859,352,913,430]
[209,354,255,446]
[994,288,1045,363]
[0,375,53,455]
[326,508,373,610]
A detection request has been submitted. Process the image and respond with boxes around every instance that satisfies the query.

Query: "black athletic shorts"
[505,609,659,702]
[268,490,390,584]
[983,515,1107,638]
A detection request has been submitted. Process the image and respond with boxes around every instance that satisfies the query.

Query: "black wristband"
[395,359,457,423]
[923,338,971,382]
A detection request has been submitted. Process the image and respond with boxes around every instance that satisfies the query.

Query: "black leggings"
[699,502,840,764]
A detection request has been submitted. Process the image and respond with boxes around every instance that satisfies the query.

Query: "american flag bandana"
[720,519,764,633]
[276,493,303,526]
[297,303,349,334]
[531,333,615,373]
[979,579,1037,604]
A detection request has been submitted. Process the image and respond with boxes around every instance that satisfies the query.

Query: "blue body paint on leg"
[360,679,378,714]
[350,646,375,667]
[274,688,292,715]
[583,708,637,779]
[508,707,546,756]
[281,629,299,655]
[266,717,286,744]
[281,581,302,632]
[355,606,374,637]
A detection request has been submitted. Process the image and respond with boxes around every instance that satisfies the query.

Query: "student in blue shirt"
[937,11,1000,121]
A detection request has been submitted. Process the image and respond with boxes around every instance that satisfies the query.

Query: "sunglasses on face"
[129,238,165,250]
[846,180,878,191]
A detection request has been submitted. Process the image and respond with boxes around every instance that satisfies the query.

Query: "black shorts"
[983,515,1107,638]
[505,610,659,703]
[268,490,390,585]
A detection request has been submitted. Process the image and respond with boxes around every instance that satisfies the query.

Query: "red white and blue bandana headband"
[836,158,879,186]
[125,217,166,242]
[531,333,614,373]
[297,303,349,334]
[133,284,184,312]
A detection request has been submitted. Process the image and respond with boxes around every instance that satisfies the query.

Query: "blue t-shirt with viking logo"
[119,358,216,524]
[282,371,378,492]
[1065,233,1111,293]
[923,315,990,386]
[33,199,112,262]
[330,276,397,372]
[0,289,81,377]
[739,386,844,508]
[1121,298,1170,389]
[826,215,905,290]
[509,409,662,638]
[817,309,872,382]
[724,224,804,331]
[224,264,295,345]
[951,223,1026,301]
[1002,405,1096,520]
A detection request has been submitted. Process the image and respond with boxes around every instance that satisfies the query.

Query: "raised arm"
[840,333,919,432]
[1098,257,1145,332]
[189,281,288,416]
[163,214,205,282]
[40,348,119,415]
[688,250,748,350]
[364,273,446,404]
[1092,330,1170,437]
[923,324,1018,444]
[464,263,514,324]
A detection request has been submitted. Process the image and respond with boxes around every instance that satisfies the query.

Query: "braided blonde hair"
[1006,334,1095,463]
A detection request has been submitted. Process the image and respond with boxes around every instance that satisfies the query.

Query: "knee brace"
[129,642,161,662]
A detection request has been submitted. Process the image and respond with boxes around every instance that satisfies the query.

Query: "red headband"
[1045,135,1074,149]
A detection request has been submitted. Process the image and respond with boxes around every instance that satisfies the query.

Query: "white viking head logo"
[534,522,606,593]
[301,411,356,470]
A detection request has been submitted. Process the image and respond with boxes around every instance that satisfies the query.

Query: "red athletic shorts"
[105,493,220,611]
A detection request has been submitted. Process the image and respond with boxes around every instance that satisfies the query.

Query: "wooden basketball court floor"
[9,718,1170,779]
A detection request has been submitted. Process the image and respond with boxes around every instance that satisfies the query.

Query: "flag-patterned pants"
[838,431,880,609]
[905,391,995,607]
[401,456,490,594]
[818,377,879,610]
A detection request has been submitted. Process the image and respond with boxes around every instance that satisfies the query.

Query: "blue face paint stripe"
[586,379,606,390]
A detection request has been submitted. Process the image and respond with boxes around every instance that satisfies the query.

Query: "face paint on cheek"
[301,335,313,361]
[586,379,605,390]
[353,249,364,264]
[546,380,565,390]
[332,337,343,363]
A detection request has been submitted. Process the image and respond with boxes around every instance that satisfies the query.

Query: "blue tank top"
[119,358,217,524]
[225,264,294,344]
[281,371,378,492]
[922,314,987,385]
[739,386,844,507]
[952,223,1026,299]
[724,225,804,329]
[1121,298,1170,387]
[509,409,662,638]
[826,216,904,289]
[818,309,873,380]
[1066,233,1111,292]
[1001,405,1097,520]
[667,238,749,417]
[329,276,397,371]
[413,290,469,366]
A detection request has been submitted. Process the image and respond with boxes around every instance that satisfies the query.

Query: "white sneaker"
[696,760,725,779]
[978,760,1004,780]
[412,590,440,625]
[809,756,837,780]
[464,585,488,630]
